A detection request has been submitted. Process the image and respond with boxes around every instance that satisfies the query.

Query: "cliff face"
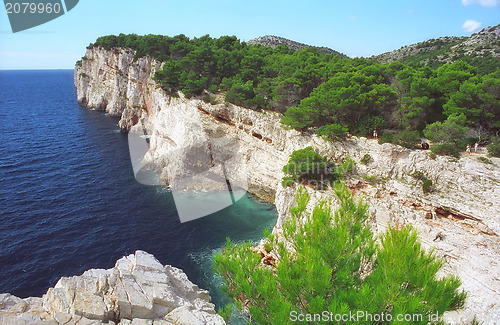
[75,47,163,131]
[74,47,500,324]
[0,251,225,325]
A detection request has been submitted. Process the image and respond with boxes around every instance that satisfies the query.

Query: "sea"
[0,70,277,313]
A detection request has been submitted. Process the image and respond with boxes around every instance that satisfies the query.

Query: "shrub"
[225,81,255,106]
[207,84,219,93]
[423,113,469,144]
[352,115,386,136]
[455,136,479,152]
[422,179,433,193]
[315,124,348,141]
[360,153,372,165]
[337,156,355,176]
[410,171,433,193]
[225,81,267,110]
[393,129,421,149]
[281,176,296,187]
[378,131,394,144]
[282,147,338,188]
[431,143,460,158]
[488,137,500,157]
[214,184,466,325]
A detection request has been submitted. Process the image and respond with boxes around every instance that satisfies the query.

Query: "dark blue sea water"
[0,70,277,310]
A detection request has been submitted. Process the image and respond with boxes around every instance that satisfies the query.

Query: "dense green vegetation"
[281,147,338,188]
[281,147,356,189]
[89,33,500,153]
[214,185,466,324]
[488,137,500,157]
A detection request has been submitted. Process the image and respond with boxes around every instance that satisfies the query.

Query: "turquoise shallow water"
[0,70,277,314]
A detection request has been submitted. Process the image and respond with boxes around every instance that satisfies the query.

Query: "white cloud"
[461,0,498,7]
[462,20,483,33]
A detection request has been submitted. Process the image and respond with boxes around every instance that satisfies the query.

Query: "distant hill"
[372,24,500,74]
[248,35,347,57]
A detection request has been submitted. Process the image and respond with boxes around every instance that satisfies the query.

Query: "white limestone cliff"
[74,47,500,324]
[0,251,225,325]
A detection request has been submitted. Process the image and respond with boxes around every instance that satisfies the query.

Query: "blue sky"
[0,0,498,69]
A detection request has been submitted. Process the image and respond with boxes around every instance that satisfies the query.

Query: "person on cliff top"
[475,142,479,153]
[373,129,378,139]
[466,144,471,155]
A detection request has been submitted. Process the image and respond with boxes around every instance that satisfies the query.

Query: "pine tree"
[214,183,466,324]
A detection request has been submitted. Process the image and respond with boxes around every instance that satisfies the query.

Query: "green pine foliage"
[316,124,348,141]
[378,131,394,145]
[424,113,471,156]
[422,179,433,193]
[431,143,461,158]
[360,154,372,165]
[424,113,469,144]
[488,137,500,157]
[393,130,421,149]
[365,225,465,317]
[282,67,396,133]
[89,34,500,139]
[281,147,338,188]
[214,184,466,324]
[337,156,356,177]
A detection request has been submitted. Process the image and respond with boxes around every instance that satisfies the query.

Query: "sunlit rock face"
[0,251,225,325]
[75,47,500,324]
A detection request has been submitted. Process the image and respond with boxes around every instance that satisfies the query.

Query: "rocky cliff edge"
[0,251,225,325]
[73,47,500,324]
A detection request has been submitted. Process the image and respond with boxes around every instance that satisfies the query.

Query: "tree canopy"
[89,34,500,141]
[214,185,466,324]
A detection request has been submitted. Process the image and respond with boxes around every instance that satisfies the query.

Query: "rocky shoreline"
[69,46,500,324]
[0,251,225,325]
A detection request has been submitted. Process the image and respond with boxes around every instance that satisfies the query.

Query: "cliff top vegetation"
[87,33,500,156]
[214,184,467,324]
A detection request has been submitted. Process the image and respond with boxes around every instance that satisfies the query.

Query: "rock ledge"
[0,251,225,325]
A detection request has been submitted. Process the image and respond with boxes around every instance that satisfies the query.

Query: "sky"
[0,0,498,69]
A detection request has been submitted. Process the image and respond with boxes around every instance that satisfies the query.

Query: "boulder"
[0,251,225,325]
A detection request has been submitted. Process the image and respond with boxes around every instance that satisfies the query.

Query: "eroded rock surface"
[0,251,225,325]
[74,47,500,324]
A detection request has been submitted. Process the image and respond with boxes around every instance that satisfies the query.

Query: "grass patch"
[360,153,372,165]
[477,157,494,165]
[363,175,378,185]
